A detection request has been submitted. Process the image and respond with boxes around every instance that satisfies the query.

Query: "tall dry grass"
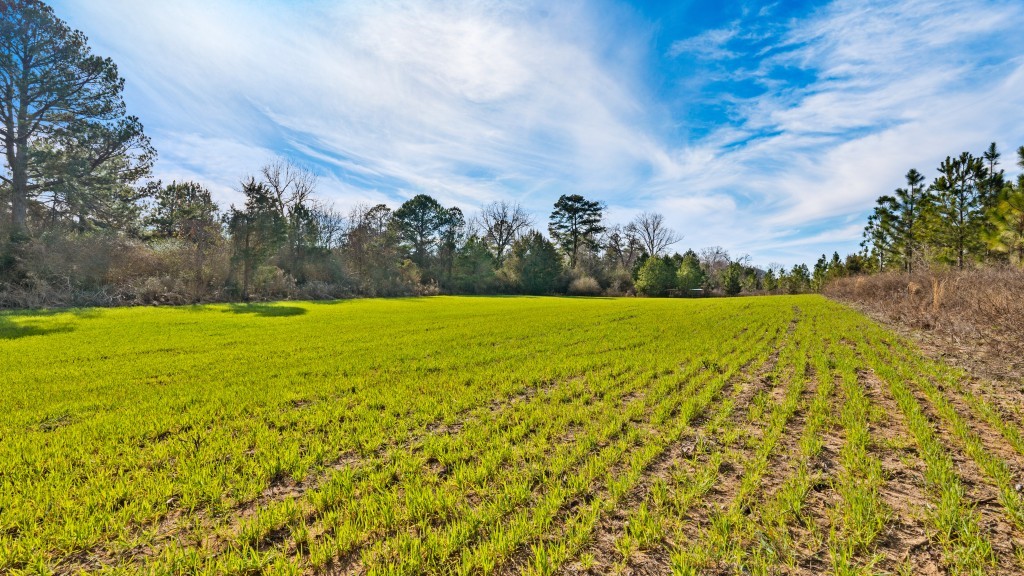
[824,266,1024,379]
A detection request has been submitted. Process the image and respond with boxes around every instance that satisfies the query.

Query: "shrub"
[567,276,602,296]
[634,257,675,297]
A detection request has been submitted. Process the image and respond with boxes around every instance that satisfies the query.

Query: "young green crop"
[2,295,1022,575]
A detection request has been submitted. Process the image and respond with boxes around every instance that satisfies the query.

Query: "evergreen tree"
[548,194,604,269]
[634,256,675,296]
[812,254,829,292]
[741,266,761,293]
[722,262,743,296]
[986,188,1024,267]
[862,169,928,271]
[226,179,286,299]
[980,142,1006,208]
[393,194,445,271]
[676,249,705,293]
[146,181,218,239]
[862,207,896,270]
[843,253,871,274]
[786,264,811,294]
[1,0,154,239]
[281,202,324,283]
[506,231,563,295]
[928,152,986,267]
[452,235,497,293]
[986,148,1024,267]
[762,268,778,293]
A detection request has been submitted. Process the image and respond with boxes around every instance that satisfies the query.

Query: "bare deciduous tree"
[632,212,681,256]
[479,200,533,264]
[699,246,731,274]
[342,203,401,294]
[312,205,346,249]
[603,223,643,271]
[260,160,318,215]
[257,160,321,277]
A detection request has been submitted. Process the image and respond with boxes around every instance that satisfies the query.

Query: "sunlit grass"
[1,295,1021,575]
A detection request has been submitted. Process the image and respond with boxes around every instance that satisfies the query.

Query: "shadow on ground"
[0,316,76,340]
[225,304,307,317]
[0,308,96,340]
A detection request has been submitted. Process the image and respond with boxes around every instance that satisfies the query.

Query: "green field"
[2,296,1024,575]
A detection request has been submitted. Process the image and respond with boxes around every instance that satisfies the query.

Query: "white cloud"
[51,0,1024,266]
[58,0,659,212]
[667,24,741,60]
[654,0,1024,263]
[148,133,277,208]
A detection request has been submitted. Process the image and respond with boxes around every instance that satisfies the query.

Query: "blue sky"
[51,0,1024,266]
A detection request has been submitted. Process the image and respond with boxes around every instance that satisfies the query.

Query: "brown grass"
[824,266,1024,382]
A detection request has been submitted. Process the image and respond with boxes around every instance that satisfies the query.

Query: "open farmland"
[2,296,1024,575]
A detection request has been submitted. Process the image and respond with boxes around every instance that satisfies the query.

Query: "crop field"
[2,296,1024,576]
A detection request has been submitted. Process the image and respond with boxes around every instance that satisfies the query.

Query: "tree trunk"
[9,60,31,239]
[242,229,252,301]
[193,245,206,303]
[9,150,28,239]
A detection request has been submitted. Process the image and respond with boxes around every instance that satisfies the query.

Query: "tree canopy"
[0,0,154,239]
[862,142,1024,271]
[548,194,604,270]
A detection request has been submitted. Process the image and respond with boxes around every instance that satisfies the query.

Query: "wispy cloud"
[53,0,1024,266]
[666,24,741,60]
[654,0,1024,262]
[59,0,660,211]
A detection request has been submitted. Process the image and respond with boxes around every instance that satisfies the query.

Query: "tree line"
[3,147,820,303]
[795,142,1024,293]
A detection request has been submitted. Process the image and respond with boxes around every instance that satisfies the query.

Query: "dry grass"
[824,266,1024,381]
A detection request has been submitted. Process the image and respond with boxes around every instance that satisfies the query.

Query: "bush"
[602,268,634,296]
[567,276,602,296]
[634,257,676,297]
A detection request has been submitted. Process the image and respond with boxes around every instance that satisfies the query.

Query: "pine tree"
[1,0,154,238]
[548,194,604,269]
[862,169,928,271]
[928,152,986,267]
[675,249,705,293]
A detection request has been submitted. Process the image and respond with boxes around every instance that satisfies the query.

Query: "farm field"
[2,296,1024,576]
